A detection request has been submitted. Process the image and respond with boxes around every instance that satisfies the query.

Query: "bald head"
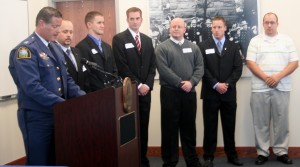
[169,18,186,40]
[57,20,74,47]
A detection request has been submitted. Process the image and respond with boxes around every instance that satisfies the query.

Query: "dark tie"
[135,34,141,54]
[66,49,77,71]
[217,41,222,54]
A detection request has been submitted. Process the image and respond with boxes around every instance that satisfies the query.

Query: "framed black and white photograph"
[148,0,259,63]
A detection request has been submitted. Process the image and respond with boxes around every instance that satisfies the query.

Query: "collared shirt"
[88,34,102,48]
[247,33,299,92]
[128,28,141,44]
[212,36,225,48]
[170,37,184,45]
[58,44,78,71]
[35,31,49,47]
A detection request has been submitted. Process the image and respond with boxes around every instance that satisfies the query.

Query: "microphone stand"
[87,64,123,88]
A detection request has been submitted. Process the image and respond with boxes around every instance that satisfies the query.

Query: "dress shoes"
[203,160,214,167]
[255,155,268,165]
[228,156,243,166]
[277,154,293,164]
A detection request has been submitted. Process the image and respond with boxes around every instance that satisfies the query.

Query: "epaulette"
[15,35,37,59]
[22,35,36,46]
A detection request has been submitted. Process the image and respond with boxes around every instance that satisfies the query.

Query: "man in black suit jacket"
[57,20,89,92]
[76,11,118,91]
[112,7,156,167]
[198,16,243,167]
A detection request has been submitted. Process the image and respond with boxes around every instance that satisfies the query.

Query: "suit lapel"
[221,40,228,57]
[34,34,57,63]
[64,51,76,71]
[207,39,220,56]
[71,47,81,71]
[139,34,144,55]
[126,29,141,56]
[85,36,105,59]
[209,38,227,57]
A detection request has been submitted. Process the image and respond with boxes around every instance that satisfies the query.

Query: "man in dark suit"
[112,7,156,167]
[57,20,89,92]
[76,11,118,91]
[8,7,85,165]
[198,16,243,167]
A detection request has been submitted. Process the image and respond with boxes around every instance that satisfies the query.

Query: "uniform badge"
[39,52,49,60]
[17,47,31,59]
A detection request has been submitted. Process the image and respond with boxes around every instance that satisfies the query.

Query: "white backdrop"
[0,0,28,97]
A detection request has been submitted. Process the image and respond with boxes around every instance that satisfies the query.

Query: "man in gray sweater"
[155,17,204,167]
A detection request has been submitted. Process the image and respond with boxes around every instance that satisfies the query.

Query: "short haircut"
[84,11,103,25]
[35,7,62,26]
[263,12,278,22]
[126,7,142,18]
[212,16,227,26]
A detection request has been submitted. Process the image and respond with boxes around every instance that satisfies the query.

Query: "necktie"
[66,49,78,71]
[135,34,141,54]
[98,41,103,53]
[217,41,222,54]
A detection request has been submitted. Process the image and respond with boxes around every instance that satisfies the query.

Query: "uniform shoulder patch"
[17,47,31,59]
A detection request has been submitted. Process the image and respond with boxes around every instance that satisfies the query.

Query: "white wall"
[1,0,299,164]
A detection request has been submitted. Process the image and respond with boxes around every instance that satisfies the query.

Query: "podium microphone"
[80,58,101,69]
[80,58,123,87]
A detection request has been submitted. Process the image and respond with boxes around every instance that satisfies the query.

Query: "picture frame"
[149,0,260,77]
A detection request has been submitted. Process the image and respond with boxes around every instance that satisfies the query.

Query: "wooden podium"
[54,82,140,167]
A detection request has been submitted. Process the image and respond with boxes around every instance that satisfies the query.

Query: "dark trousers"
[139,93,151,166]
[160,87,200,167]
[18,109,55,165]
[202,99,237,160]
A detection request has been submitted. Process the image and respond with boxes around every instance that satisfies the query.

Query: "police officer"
[8,7,85,165]
[187,18,201,44]
[238,20,255,59]
[201,18,213,42]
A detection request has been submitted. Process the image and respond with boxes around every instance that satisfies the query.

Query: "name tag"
[125,43,134,49]
[82,65,87,72]
[205,48,215,54]
[91,48,98,54]
[182,48,192,53]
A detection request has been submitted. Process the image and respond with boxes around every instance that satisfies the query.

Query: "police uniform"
[201,26,212,42]
[8,32,85,165]
[239,28,255,58]
[187,26,201,44]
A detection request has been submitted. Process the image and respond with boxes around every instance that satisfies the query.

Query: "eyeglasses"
[263,21,277,25]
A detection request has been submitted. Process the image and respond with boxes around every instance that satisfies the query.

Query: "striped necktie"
[135,34,141,54]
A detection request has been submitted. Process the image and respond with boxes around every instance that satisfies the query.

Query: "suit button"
[47,64,50,67]
[58,88,61,92]
[57,77,61,81]
[56,67,60,70]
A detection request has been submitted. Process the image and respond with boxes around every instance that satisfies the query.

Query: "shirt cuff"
[138,83,142,89]
[213,82,219,89]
